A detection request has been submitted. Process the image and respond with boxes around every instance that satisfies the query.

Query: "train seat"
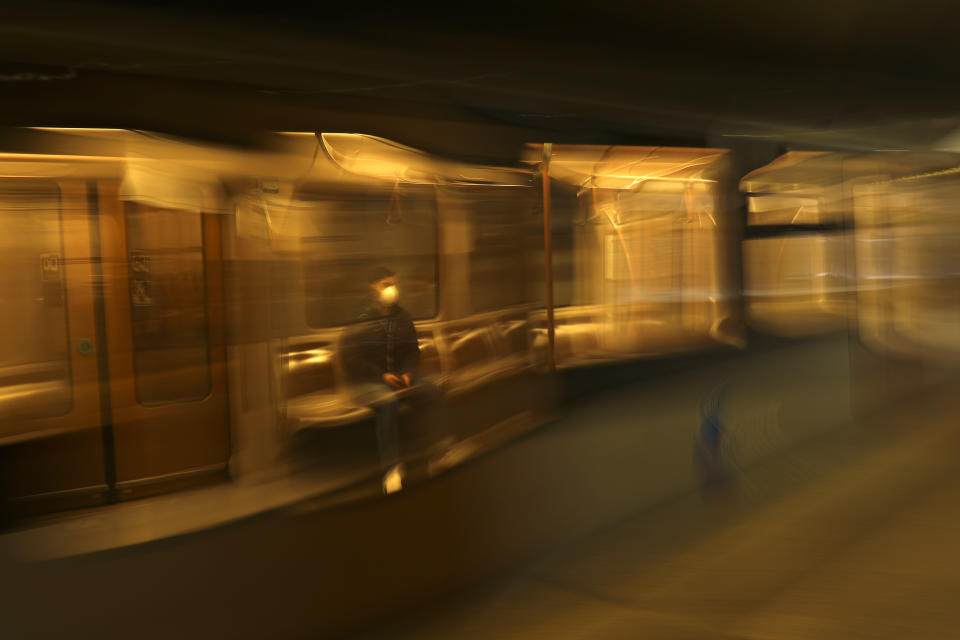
[488,317,535,376]
[414,326,444,383]
[281,339,374,431]
[283,326,446,432]
[439,310,536,396]
[531,306,607,368]
[440,324,499,396]
[285,394,374,430]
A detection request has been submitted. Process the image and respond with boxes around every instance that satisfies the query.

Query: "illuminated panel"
[739,152,851,337]
[853,161,960,361]
[528,145,740,365]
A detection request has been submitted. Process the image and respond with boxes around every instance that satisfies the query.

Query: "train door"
[96,182,229,498]
[0,178,108,513]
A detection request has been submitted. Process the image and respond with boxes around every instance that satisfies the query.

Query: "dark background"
[2,1,958,160]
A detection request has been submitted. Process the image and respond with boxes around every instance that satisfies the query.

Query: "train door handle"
[77,339,96,355]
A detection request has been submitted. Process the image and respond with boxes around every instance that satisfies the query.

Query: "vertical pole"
[542,143,556,372]
[87,180,118,503]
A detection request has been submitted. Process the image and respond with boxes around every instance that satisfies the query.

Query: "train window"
[0,182,73,423]
[462,187,540,314]
[549,182,578,308]
[299,185,438,328]
[604,221,682,305]
[125,203,211,405]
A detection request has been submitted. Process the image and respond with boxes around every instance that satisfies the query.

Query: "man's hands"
[382,373,413,390]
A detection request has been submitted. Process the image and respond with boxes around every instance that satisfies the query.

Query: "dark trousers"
[350,381,444,469]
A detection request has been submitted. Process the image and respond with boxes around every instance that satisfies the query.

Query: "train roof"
[739,152,850,196]
[527,145,729,190]
[0,128,534,210]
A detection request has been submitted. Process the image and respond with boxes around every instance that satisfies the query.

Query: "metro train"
[0,127,956,525]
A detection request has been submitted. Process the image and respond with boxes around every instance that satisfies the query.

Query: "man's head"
[368,266,398,307]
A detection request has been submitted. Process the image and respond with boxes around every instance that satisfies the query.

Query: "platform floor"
[349,387,960,640]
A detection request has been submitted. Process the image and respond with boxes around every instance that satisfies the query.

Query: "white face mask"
[379,285,398,305]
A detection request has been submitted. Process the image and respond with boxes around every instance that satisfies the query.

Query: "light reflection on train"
[741,150,960,365]
[0,127,958,524]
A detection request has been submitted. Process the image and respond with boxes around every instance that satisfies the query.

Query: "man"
[339,266,434,494]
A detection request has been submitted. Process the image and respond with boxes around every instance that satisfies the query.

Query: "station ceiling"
[2,1,959,161]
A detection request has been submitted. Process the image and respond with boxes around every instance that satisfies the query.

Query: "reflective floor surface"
[350,386,960,639]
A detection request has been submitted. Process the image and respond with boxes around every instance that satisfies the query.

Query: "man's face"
[371,275,396,296]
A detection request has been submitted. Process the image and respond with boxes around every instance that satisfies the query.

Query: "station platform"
[348,385,960,639]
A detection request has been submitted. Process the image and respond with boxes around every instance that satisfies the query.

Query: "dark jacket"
[340,299,420,384]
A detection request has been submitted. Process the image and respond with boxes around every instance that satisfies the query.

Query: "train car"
[739,150,960,417]
[847,152,960,365]
[528,144,743,369]
[739,151,853,337]
[238,133,549,473]
[0,128,557,520]
[0,130,760,524]
[0,128,245,517]
[16,128,960,529]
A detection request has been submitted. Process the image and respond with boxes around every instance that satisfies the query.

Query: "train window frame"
[0,180,75,421]
[454,184,540,316]
[123,201,214,407]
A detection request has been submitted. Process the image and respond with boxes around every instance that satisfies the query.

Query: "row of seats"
[281,310,536,432]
